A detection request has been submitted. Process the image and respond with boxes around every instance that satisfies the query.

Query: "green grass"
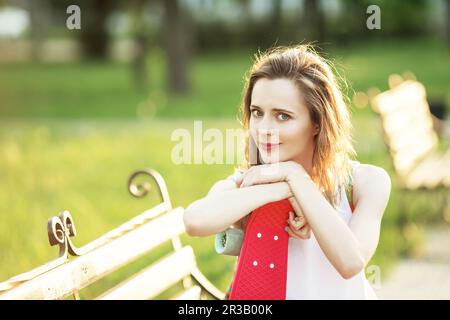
[0,37,449,298]
[1,38,448,119]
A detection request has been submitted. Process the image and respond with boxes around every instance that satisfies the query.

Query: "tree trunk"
[302,0,325,43]
[79,0,111,60]
[446,0,450,47]
[131,0,150,91]
[269,0,282,45]
[28,0,50,61]
[163,0,191,94]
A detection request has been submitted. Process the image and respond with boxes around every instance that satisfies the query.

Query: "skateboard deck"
[229,199,293,300]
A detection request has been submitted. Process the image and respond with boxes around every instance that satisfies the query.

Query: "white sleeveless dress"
[227,160,378,300]
[286,162,377,299]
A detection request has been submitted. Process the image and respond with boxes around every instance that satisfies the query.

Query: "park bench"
[0,169,225,300]
[370,76,449,217]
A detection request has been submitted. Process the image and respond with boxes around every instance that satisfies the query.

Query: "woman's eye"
[251,109,263,118]
[278,113,290,121]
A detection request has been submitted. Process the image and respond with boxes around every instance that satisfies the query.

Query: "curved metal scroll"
[47,210,86,258]
[127,168,172,208]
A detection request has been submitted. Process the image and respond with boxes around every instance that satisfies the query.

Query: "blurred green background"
[0,0,449,299]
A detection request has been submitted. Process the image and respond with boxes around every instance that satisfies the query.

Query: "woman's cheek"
[248,125,258,140]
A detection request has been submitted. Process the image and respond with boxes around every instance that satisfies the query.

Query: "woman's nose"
[253,115,280,142]
[257,127,280,143]
[257,115,275,133]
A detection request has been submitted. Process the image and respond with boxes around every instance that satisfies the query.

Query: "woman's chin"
[260,153,285,164]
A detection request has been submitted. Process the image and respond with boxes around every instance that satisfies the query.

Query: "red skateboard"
[229,199,293,300]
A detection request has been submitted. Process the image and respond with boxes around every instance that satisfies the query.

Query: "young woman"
[183,45,391,299]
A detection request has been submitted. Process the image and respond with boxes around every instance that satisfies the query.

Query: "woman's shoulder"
[351,161,391,204]
[351,161,390,183]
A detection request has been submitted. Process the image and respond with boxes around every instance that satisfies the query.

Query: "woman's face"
[249,78,319,166]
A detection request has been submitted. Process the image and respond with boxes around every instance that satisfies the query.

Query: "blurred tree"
[334,0,430,41]
[77,0,113,60]
[47,0,116,60]
[237,0,253,45]
[162,0,191,94]
[8,0,50,61]
[238,0,252,18]
[333,0,368,43]
[378,0,429,37]
[28,0,50,61]
[301,0,325,44]
[238,0,287,49]
[446,0,450,46]
[269,0,283,45]
[130,0,152,91]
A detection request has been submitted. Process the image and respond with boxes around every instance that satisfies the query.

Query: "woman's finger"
[241,166,260,187]
[288,212,305,230]
[240,172,254,188]
[288,196,305,220]
[298,223,311,239]
[234,172,245,187]
[285,226,302,240]
[285,224,309,240]
[242,170,263,187]
[294,216,306,229]
[288,211,295,223]
[241,165,286,187]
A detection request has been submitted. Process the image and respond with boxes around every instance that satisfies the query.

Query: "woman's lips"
[259,142,281,151]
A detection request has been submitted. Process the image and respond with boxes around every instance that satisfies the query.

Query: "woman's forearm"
[184,182,292,237]
[287,172,365,279]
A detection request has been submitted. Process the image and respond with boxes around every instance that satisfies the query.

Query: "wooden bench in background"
[370,76,450,219]
[0,169,225,300]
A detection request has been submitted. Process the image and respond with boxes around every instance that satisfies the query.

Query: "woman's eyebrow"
[250,105,296,114]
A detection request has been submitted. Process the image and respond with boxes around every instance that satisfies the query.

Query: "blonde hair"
[237,45,356,209]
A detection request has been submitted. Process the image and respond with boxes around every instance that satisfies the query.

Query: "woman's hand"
[239,161,307,188]
[237,162,312,239]
[286,197,311,240]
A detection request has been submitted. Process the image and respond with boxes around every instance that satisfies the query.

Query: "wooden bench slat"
[391,132,436,159]
[404,154,443,189]
[384,106,427,125]
[388,123,435,153]
[0,207,185,300]
[405,149,450,189]
[373,81,427,116]
[97,246,196,300]
[385,107,435,138]
[393,136,437,175]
